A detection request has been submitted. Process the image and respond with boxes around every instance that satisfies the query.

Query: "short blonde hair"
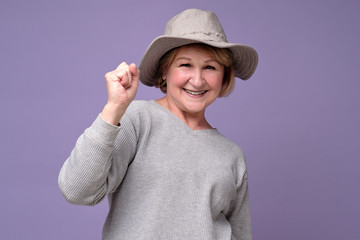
[155,43,235,97]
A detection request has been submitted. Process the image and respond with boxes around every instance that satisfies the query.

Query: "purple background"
[1,0,359,239]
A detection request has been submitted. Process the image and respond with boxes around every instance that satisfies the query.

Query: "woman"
[59,8,258,240]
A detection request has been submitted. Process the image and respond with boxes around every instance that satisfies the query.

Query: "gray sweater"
[58,100,252,240]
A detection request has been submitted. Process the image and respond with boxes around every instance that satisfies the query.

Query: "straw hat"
[139,8,258,86]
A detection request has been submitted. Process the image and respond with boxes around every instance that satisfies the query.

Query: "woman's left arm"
[228,172,253,240]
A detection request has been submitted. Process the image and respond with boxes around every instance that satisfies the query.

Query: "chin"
[182,103,208,114]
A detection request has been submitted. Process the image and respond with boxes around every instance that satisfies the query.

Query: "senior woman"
[58,8,258,240]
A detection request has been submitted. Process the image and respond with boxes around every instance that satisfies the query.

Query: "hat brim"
[139,35,258,86]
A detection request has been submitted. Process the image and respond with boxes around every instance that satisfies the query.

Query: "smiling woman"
[156,45,225,129]
[58,8,258,240]
[155,43,235,97]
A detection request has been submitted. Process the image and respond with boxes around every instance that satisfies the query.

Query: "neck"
[156,97,213,130]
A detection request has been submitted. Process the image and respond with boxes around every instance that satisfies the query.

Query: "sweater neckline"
[149,100,219,136]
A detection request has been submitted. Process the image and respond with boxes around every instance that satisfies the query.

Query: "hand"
[100,62,140,125]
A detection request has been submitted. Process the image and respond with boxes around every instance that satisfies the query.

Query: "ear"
[162,71,168,80]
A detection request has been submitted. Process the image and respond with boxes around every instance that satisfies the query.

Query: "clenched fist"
[100,62,140,125]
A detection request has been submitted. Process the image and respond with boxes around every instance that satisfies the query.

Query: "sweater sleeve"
[58,114,136,206]
[227,172,253,240]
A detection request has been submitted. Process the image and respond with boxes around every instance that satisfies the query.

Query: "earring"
[160,79,167,88]
[160,79,167,93]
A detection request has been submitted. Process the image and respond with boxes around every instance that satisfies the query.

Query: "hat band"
[170,31,228,43]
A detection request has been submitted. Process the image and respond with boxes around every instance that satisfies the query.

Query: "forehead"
[175,44,216,59]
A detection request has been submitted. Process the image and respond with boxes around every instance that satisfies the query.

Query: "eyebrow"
[175,57,219,63]
[175,57,191,61]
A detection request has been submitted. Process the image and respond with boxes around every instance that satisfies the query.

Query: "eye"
[205,65,216,70]
[180,63,191,67]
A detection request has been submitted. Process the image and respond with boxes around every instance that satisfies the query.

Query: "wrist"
[100,103,126,126]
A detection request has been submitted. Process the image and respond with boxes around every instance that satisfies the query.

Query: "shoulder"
[124,100,154,118]
[212,131,245,158]
[126,100,150,112]
[121,100,164,129]
[219,137,248,184]
[125,100,160,115]
[121,100,150,125]
[125,100,170,122]
[212,132,247,169]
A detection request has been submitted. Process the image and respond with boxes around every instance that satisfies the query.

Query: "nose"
[188,68,205,88]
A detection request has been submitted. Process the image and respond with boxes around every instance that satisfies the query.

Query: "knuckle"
[105,72,117,82]
[104,72,110,78]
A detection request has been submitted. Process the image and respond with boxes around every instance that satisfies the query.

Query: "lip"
[183,88,208,96]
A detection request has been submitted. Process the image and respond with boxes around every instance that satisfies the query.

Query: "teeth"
[185,89,207,95]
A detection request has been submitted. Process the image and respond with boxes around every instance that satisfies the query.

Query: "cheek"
[207,73,224,90]
[167,70,188,87]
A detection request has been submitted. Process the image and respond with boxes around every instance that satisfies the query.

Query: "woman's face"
[162,45,224,116]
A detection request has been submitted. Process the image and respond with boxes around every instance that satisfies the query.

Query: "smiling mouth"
[184,89,208,95]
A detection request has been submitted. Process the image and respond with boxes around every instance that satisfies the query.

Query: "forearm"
[58,115,121,205]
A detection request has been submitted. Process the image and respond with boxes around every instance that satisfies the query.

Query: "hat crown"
[164,9,228,43]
